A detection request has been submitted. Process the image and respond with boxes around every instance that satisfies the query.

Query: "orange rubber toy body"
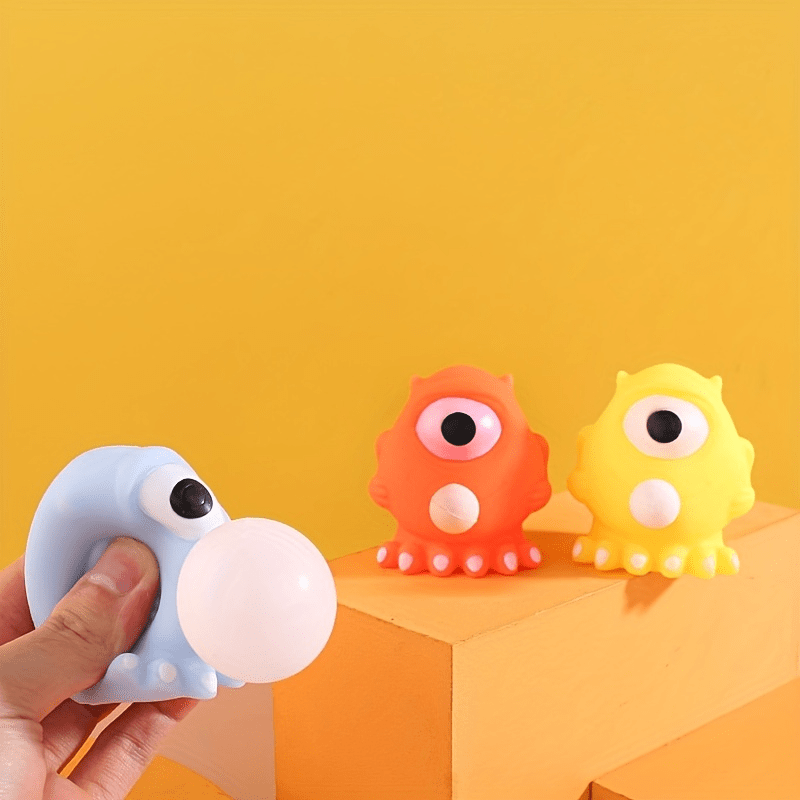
[369,365,551,577]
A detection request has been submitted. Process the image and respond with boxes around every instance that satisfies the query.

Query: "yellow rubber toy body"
[567,364,755,579]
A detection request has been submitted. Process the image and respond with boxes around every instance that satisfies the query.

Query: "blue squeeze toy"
[25,446,337,704]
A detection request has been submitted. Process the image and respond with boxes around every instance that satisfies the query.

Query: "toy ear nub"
[710,375,723,391]
[410,375,421,388]
[616,370,629,385]
[500,374,514,387]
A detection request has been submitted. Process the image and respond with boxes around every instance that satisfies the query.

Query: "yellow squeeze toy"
[567,364,755,579]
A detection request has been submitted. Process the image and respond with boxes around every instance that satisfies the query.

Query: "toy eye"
[170,478,213,518]
[416,398,501,460]
[623,395,709,459]
[140,464,227,541]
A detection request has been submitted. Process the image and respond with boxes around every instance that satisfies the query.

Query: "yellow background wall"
[2,1,798,569]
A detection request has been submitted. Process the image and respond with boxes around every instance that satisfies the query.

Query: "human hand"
[0,537,199,799]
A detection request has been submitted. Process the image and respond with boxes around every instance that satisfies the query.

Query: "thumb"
[0,537,160,721]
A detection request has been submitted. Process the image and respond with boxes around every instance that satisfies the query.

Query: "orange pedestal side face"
[273,495,800,800]
[368,365,551,578]
[65,744,231,800]
[593,678,800,800]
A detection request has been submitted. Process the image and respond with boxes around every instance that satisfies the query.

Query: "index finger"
[0,556,35,646]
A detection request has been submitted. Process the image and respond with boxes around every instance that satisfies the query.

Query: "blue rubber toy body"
[24,445,244,704]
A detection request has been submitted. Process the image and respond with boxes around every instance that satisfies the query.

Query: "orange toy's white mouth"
[428,483,480,533]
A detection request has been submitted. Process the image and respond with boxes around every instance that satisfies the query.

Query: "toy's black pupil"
[170,478,213,519]
[441,412,476,446]
[647,410,682,444]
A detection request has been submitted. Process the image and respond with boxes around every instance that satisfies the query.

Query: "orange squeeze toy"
[369,365,551,577]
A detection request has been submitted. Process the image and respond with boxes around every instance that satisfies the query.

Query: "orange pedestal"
[64,741,231,799]
[593,678,800,800]
[273,494,800,800]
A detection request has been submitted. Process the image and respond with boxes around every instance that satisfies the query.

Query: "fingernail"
[86,540,143,596]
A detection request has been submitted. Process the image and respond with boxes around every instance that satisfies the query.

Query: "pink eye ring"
[415,397,502,460]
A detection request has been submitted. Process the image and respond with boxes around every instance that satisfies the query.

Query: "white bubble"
[629,479,681,529]
[428,484,480,533]
[176,518,337,684]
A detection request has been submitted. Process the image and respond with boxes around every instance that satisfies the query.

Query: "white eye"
[139,463,228,541]
[416,397,502,461]
[623,395,709,459]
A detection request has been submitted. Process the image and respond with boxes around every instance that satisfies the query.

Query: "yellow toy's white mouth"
[628,479,681,529]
